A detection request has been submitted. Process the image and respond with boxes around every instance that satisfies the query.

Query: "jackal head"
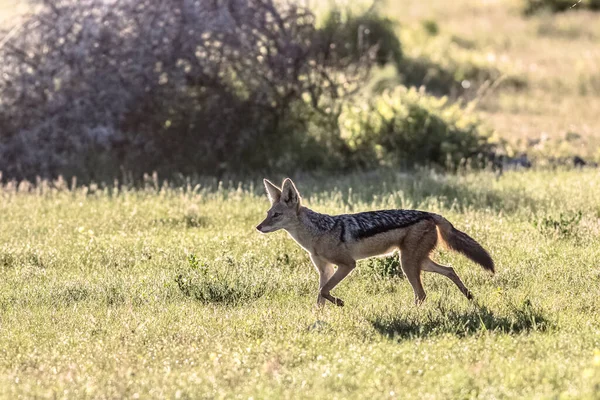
[256,178,301,233]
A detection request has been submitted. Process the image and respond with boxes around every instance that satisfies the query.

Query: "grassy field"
[1,0,600,398]
[385,0,600,160]
[1,170,600,398]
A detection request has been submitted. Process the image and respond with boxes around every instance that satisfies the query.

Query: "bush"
[391,26,525,98]
[339,86,493,169]
[0,0,500,180]
[175,254,269,305]
[364,253,404,278]
[0,0,375,180]
[318,9,403,69]
[316,10,511,99]
[533,211,583,239]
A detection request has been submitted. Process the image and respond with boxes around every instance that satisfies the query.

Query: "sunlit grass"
[314,0,600,160]
[1,169,600,398]
[384,0,600,160]
[2,0,600,397]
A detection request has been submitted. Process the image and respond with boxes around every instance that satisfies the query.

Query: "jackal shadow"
[370,301,550,340]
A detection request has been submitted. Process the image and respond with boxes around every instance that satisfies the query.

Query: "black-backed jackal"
[256,178,494,307]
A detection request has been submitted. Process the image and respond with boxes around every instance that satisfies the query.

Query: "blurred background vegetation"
[0,0,598,181]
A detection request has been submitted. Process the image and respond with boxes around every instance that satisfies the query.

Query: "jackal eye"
[272,212,282,218]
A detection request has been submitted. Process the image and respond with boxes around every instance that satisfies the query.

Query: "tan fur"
[257,178,494,307]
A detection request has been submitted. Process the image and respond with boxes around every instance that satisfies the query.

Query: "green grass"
[2,1,600,398]
[2,170,600,398]
[384,0,600,161]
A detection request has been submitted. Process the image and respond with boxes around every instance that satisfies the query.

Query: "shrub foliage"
[0,0,493,180]
[0,0,377,180]
[340,87,493,169]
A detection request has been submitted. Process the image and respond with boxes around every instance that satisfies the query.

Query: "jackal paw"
[320,292,345,307]
[333,297,345,307]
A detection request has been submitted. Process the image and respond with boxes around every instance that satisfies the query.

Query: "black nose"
[256,224,263,231]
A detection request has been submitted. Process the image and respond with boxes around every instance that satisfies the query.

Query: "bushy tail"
[431,214,495,273]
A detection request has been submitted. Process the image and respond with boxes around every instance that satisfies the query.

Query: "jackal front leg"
[310,254,335,307]
[319,261,356,307]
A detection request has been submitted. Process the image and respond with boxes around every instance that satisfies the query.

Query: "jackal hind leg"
[400,222,438,306]
[422,258,473,300]
[400,253,427,306]
[310,254,335,307]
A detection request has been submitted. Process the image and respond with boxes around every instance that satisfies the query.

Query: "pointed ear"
[263,179,282,204]
[280,178,301,208]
